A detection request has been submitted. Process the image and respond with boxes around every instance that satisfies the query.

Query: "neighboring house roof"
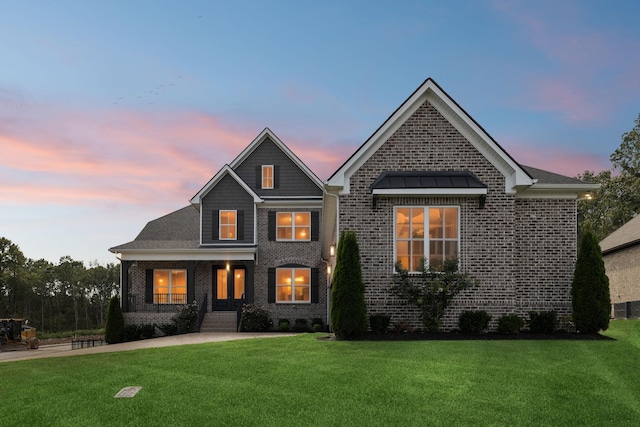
[369,171,487,196]
[600,214,640,255]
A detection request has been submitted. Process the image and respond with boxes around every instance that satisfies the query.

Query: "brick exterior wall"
[338,101,577,331]
[255,206,328,324]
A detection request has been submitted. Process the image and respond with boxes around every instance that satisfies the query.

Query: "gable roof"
[190,164,262,205]
[600,214,640,255]
[230,127,323,190]
[326,78,534,194]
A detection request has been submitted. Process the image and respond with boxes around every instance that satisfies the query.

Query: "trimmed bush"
[139,323,156,339]
[572,229,610,333]
[278,319,290,332]
[122,324,141,342]
[458,310,492,334]
[330,230,368,339]
[240,304,271,332]
[158,323,178,336]
[498,314,525,334]
[311,317,324,332]
[172,303,199,334]
[292,318,310,332]
[104,296,124,344]
[528,311,557,334]
[369,314,391,334]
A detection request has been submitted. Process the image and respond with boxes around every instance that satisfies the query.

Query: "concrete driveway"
[0,332,297,363]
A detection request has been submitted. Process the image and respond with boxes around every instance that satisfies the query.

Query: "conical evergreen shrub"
[571,229,610,333]
[330,230,368,339]
[105,295,125,344]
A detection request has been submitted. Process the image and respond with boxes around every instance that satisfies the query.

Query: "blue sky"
[1,0,639,265]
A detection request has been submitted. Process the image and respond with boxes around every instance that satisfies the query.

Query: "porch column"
[120,260,132,312]
[187,261,196,304]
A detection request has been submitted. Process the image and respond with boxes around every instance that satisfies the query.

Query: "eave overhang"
[111,246,257,262]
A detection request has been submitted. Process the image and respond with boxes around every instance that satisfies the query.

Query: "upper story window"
[395,206,459,272]
[153,269,187,304]
[262,165,274,189]
[220,210,237,240]
[277,212,310,241]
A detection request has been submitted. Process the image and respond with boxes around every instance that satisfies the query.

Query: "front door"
[213,267,245,311]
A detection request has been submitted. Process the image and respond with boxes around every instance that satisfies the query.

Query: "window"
[395,206,459,271]
[276,212,310,241]
[219,210,236,240]
[276,267,310,303]
[262,165,274,189]
[153,270,187,304]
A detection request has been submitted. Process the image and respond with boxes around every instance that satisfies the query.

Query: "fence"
[613,301,640,319]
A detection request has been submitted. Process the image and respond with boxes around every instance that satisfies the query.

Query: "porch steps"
[200,312,238,333]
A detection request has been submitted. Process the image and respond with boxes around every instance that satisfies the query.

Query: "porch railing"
[236,293,246,332]
[127,294,188,313]
[197,293,208,332]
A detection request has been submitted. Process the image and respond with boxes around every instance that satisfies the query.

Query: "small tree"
[104,295,124,344]
[330,230,367,339]
[572,229,610,333]
[392,258,476,332]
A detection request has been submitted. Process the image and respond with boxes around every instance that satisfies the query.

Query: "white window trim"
[276,267,311,304]
[276,212,311,242]
[219,210,237,241]
[393,206,460,273]
[154,269,187,304]
[262,165,274,189]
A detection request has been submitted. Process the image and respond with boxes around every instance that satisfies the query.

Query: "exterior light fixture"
[329,244,336,257]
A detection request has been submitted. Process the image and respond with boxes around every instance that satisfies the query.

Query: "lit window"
[395,206,458,271]
[276,212,310,241]
[153,270,186,304]
[220,210,236,240]
[276,268,310,303]
[262,165,274,189]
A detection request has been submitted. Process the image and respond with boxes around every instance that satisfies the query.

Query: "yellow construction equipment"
[0,318,39,351]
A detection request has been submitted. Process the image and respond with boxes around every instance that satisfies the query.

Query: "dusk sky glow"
[2,0,640,265]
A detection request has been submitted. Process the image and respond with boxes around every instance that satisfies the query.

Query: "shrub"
[458,311,492,334]
[240,304,271,332]
[311,317,324,330]
[158,323,178,336]
[172,302,199,334]
[330,230,368,339]
[369,314,391,334]
[292,318,310,332]
[391,258,477,332]
[122,324,141,342]
[104,296,124,344]
[278,319,290,332]
[139,323,156,339]
[312,324,323,333]
[528,311,557,334]
[497,314,525,334]
[572,229,610,333]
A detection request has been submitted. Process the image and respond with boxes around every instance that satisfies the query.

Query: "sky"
[2,0,640,266]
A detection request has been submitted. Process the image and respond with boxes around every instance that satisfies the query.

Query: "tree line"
[578,113,640,241]
[0,237,119,333]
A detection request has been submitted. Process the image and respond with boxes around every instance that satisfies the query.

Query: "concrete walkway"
[0,332,297,363]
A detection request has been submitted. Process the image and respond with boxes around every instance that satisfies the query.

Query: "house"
[600,214,640,319]
[109,128,328,330]
[324,78,597,331]
[111,78,597,332]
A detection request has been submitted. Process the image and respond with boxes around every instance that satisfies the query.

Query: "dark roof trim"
[602,238,640,256]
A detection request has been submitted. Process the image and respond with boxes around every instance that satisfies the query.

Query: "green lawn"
[3,320,640,426]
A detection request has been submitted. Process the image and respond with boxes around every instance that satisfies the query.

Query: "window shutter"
[255,165,262,189]
[311,211,319,241]
[268,211,276,241]
[237,210,244,240]
[145,269,154,304]
[212,210,219,240]
[274,165,280,189]
[267,268,276,303]
[311,268,319,303]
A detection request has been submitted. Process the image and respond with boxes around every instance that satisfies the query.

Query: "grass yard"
[3,320,640,426]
